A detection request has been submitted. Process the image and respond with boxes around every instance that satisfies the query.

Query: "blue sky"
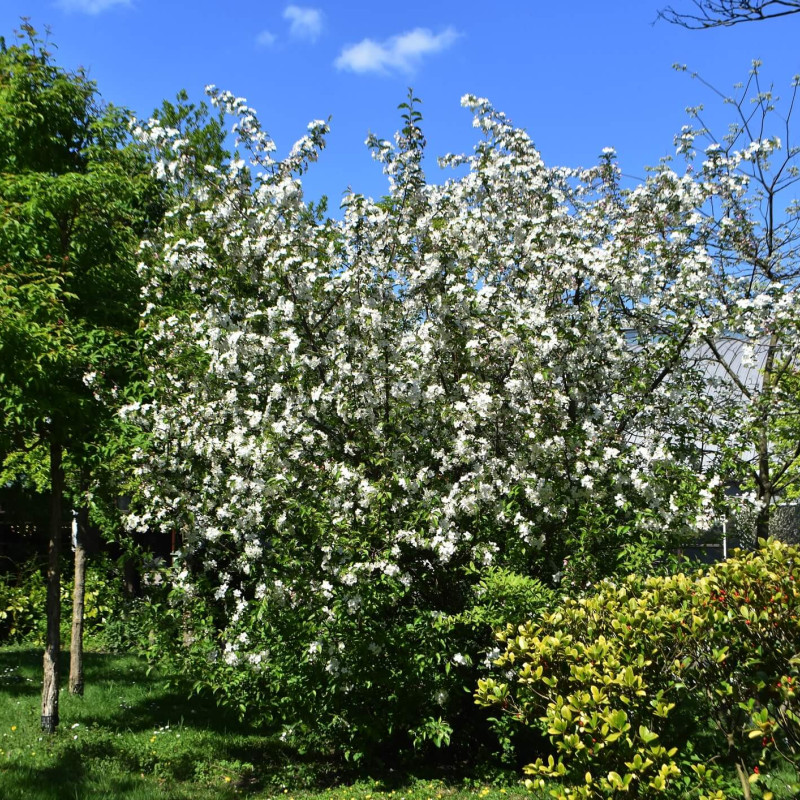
[2,1,799,206]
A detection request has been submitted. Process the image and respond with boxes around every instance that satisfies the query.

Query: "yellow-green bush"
[476,539,800,799]
[0,559,45,641]
[0,557,120,645]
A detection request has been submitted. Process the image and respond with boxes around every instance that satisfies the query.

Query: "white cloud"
[256,29,277,47]
[283,5,323,42]
[335,27,459,75]
[56,0,131,13]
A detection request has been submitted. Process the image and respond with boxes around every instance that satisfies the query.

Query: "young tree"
[673,64,800,539]
[0,21,159,729]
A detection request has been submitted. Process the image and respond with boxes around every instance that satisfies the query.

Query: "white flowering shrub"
[125,87,777,760]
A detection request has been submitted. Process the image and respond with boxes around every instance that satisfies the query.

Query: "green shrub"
[476,539,800,799]
[0,559,46,641]
[0,556,127,646]
[126,562,553,767]
[452,566,554,632]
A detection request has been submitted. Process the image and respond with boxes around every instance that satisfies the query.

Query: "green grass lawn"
[0,646,531,800]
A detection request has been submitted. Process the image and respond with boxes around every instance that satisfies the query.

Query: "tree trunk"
[754,332,780,543]
[69,508,87,696]
[734,761,753,800]
[754,406,772,542]
[754,476,772,543]
[122,556,140,598]
[41,440,63,733]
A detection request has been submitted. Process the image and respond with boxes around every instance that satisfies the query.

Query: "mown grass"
[0,646,533,800]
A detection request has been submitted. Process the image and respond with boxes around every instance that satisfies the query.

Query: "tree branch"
[658,0,800,28]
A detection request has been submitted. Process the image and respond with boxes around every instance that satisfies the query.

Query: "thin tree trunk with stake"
[41,440,63,733]
[69,507,87,696]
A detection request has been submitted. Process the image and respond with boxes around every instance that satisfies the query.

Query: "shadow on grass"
[0,646,337,793]
[83,680,263,736]
[0,648,251,732]
[0,750,239,800]
[0,747,88,800]
[0,647,170,703]
[0,647,487,794]
[0,647,41,697]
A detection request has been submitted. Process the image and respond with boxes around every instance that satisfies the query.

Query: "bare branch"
[658,1,800,28]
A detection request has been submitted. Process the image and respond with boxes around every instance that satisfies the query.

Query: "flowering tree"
[672,65,800,540]
[127,85,783,757]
